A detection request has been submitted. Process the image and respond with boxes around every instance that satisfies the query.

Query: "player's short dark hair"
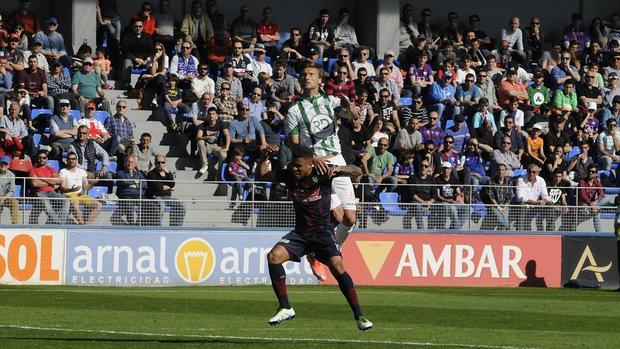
[207,107,218,114]
[291,145,314,160]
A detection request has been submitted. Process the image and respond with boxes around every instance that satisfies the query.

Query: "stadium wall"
[0,228,618,289]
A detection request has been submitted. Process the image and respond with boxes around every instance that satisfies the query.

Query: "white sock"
[335,223,354,246]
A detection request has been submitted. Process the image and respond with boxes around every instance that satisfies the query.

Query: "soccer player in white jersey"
[286,61,359,281]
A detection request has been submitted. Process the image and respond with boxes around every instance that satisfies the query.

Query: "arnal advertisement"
[0,229,65,285]
[65,230,318,286]
[324,233,562,287]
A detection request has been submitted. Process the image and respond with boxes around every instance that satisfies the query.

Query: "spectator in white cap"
[376,49,404,94]
[34,17,70,67]
[71,57,111,113]
[248,43,272,81]
[433,160,468,230]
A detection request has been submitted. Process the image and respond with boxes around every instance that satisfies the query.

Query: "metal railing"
[1,177,618,232]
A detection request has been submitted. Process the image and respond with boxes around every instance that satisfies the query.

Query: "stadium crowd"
[1,0,620,230]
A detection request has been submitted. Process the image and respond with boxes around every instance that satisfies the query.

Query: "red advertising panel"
[326,233,562,287]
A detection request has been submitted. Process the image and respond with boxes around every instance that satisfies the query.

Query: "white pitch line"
[0,288,427,296]
[0,288,608,301]
[0,324,537,349]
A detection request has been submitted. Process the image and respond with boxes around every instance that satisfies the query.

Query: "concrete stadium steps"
[127,110,153,123]
[120,96,205,197]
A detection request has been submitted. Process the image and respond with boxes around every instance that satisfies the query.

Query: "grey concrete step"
[126,110,157,123]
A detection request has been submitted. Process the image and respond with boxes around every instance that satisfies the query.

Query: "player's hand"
[339,95,352,110]
[312,157,330,175]
[260,144,278,158]
[327,166,337,177]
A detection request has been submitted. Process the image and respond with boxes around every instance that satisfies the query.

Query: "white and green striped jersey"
[286,94,343,158]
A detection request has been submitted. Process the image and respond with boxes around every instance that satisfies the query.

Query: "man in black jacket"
[144,154,186,226]
[121,19,154,88]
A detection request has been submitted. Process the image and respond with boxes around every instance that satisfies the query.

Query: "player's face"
[301,67,321,91]
[292,157,313,180]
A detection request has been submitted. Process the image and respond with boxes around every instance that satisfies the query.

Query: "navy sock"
[335,272,362,319]
[268,263,290,309]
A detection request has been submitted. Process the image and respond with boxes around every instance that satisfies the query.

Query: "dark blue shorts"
[276,230,342,264]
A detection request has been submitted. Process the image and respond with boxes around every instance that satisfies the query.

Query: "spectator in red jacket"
[578,164,612,232]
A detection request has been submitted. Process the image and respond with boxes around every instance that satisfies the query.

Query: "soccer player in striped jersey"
[285,61,359,281]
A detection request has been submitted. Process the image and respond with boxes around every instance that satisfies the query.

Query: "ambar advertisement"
[324,233,563,287]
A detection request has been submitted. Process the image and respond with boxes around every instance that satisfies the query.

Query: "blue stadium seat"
[612,163,619,170]
[14,184,25,198]
[278,31,290,47]
[14,185,32,210]
[221,162,230,183]
[131,68,148,74]
[400,97,412,106]
[32,134,42,148]
[379,192,407,216]
[445,119,455,129]
[47,160,60,172]
[472,200,487,219]
[88,186,108,199]
[513,168,527,177]
[600,212,616,220]
[327,58,338,75]
[264,56,272,65]
[96,161,117,173]
[87,186,117,211]
[567,146,580,159]
[62,67,70,77]
[30,109,52,120]
[94,111,109,124]
[604,187,620,195]
[69,109,81,120]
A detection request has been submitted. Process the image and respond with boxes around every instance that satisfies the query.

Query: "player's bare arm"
[330,165,362,178]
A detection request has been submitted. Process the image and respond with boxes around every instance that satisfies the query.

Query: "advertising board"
[562,236,619,289]
[65,230,317,286]
[0,229,65,285]
[324,233,562,287]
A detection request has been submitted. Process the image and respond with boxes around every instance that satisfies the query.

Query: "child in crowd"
[94,47,113,89]
[393,150,415,183]
[163,75,190,132]
[228,148,253,207]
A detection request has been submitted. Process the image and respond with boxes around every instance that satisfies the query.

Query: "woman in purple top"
[405,51,434,96]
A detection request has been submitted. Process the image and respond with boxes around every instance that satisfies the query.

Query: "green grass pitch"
[0,285,618,348]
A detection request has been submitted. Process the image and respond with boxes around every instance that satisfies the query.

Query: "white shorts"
[330,176,357,211]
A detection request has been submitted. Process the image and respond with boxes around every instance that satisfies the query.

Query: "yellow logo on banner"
[570,245,613,282]
[175,238,216,283]
[356,241,394,280]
